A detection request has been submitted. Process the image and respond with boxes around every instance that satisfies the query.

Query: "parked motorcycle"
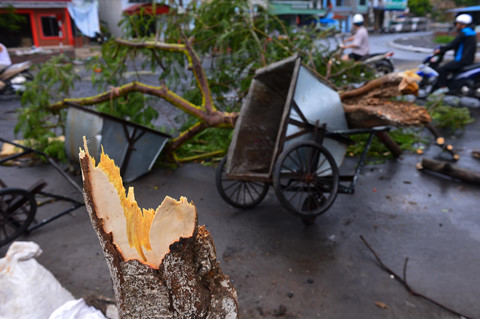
[0,61,33,95]
[416,50,480,99]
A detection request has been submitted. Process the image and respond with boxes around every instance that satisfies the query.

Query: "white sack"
[0,241,74,319]
[48,299,106,319]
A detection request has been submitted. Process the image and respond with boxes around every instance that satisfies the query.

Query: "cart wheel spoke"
[0,188,36,247]
[274,142,339,222]
[216,157,269,209]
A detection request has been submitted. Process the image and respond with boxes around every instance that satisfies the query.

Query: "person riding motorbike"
[431,14,477,95]
[340,14,370,61]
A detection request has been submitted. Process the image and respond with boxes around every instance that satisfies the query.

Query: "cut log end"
[79,138,197,269]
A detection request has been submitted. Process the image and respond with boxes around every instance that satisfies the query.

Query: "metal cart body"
[216,55,390,224]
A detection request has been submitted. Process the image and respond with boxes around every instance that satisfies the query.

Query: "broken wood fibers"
[79,138,238,319]
[340,71,431,128]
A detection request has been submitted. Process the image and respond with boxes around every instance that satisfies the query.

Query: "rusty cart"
[216,55,391,224]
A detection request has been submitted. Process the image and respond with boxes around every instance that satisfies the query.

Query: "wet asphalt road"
[1,34,480,318]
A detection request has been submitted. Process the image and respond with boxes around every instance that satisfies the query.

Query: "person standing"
[0,43,12,70]
[432,14,477,95]
[340,14,370,61]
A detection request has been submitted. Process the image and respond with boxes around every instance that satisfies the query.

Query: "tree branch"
[183,37,216,114]
[168,121,209,152]
[360,235,474,319]
[115,38,217,114]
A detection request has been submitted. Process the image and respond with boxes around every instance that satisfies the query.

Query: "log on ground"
[417,158,480,185]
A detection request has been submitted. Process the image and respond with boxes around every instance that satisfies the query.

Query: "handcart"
[216,55,391,225]
[0,137,84,247]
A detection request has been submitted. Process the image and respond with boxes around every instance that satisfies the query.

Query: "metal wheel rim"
[274,141,339,218]
[216,157,269,209]
[0,188,36,247]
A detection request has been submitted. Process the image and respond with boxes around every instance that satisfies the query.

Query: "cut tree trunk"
[417,158,480,185]
[340,72,431,128]
[79,138,238,319]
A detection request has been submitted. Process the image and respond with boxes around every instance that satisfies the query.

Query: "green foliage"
[106,0,372,112]
[434,35,454,44]
[427,100,474,131]
[347,128,424,161]
[174,126,233,163]
[95,93,159,128]
[0,6,27,32]
[407,0,432,17]
[15,55,79,161]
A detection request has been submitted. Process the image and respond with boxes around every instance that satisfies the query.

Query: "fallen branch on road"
[360,235,473,319]
[417,158,480,185]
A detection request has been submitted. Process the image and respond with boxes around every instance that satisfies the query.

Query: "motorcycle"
[336,35,395,76]
[0,61,33,95]
[416,50,480,99]
[361,51,395,76]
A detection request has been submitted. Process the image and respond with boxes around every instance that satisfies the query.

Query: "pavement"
[1,34,480,319]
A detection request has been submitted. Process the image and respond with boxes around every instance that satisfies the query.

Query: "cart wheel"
[273,141,339,221]
[0,188,36,247]
[216,157,269,209]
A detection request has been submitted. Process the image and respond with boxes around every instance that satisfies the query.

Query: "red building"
[0,0,81,48]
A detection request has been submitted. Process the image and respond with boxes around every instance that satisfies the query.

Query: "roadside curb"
[389,37,480,59]
[388,40,433,54]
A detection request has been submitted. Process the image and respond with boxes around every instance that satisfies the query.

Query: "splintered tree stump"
[417,158,480,185]
[78,138,238,319]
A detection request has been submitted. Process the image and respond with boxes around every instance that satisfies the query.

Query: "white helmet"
[455,14,472,25]
[352,14,364,24]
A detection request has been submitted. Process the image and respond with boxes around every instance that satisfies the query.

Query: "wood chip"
[375,301,390,309]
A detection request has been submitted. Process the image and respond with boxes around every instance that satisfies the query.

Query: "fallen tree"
[79,137,238,318]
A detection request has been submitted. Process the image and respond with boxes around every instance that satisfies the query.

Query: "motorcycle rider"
[432,14,477,95]
[340,14,370,61]
[0,43,12,70]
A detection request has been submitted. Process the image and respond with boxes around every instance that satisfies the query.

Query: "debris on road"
[416,158,480,185]
[340,71,430,128]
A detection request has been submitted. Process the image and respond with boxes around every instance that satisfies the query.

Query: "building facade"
[0,0,80,48]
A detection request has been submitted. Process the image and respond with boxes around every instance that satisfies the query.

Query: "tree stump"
[79,138,238,319]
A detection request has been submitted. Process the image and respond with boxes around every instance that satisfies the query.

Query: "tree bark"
[79,144,238,319]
